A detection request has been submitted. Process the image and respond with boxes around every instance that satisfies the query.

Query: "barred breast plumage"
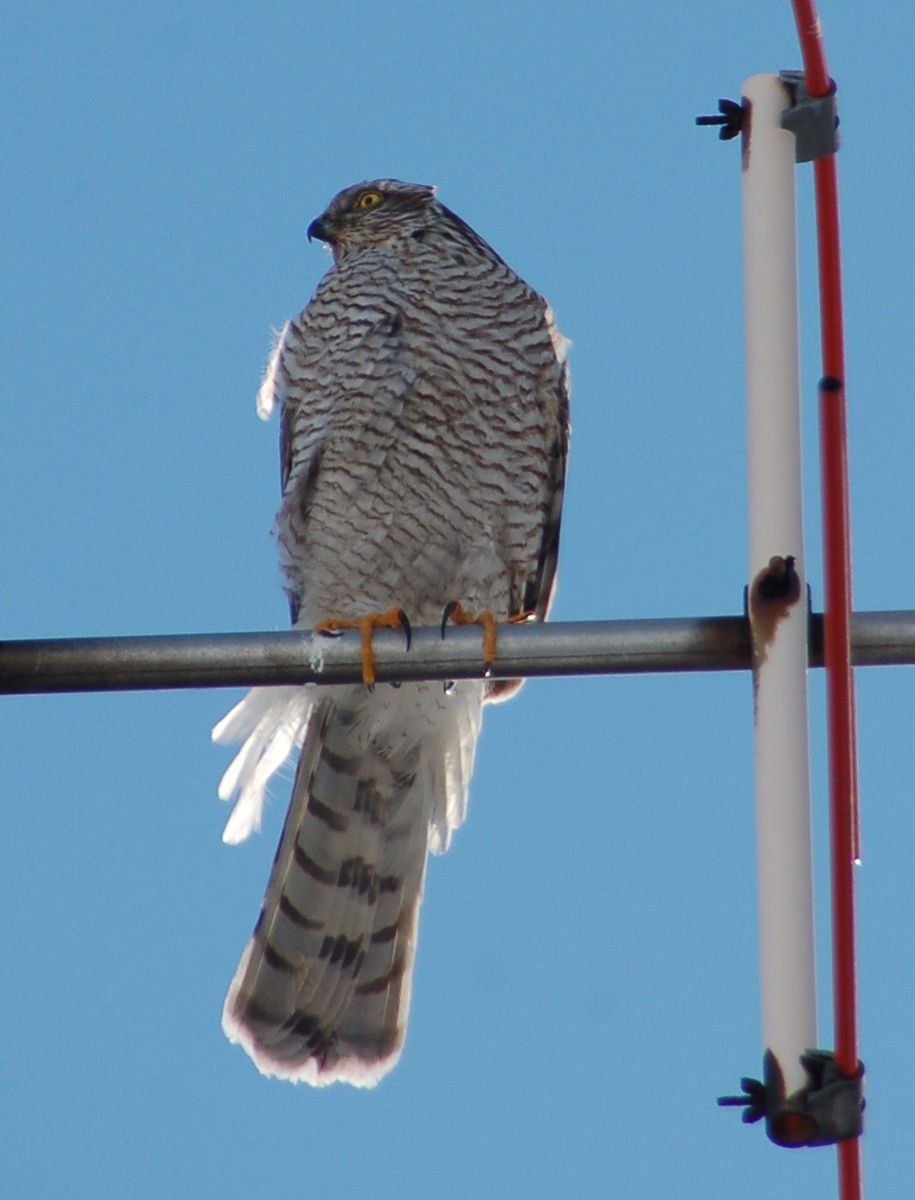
[214,179,570,1086]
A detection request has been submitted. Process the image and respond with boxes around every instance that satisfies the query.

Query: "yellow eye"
[354,190,384,211]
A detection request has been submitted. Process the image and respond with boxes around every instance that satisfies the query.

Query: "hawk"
[214,179,570,1086]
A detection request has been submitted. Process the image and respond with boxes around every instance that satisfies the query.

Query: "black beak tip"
[307,217,330,244]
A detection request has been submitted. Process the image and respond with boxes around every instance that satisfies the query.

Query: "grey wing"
[487,309,569,704]
[523,307,571,622]
[258,317,332,625]
[525,366,570,621]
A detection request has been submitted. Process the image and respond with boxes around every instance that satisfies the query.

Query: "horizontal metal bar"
[1,611,913,695]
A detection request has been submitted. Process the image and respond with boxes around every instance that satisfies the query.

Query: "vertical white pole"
[742,73,817,1097]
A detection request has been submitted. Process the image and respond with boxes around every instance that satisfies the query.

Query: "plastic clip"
[779,70,839,162]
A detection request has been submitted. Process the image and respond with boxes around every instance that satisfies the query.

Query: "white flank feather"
[212,685,315,845]
[255,321,290,421]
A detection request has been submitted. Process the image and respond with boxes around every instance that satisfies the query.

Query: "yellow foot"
[441,605,537,695]
[507,609,536,625]
[315,606,412,687]
[440,602,500,671]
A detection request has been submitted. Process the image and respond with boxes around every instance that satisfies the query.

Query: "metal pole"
[0,616,748,693]
[2,611,914,694]
[742,73,817,1096]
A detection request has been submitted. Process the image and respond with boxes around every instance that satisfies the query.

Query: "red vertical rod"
[790,4,862,1198]
[815,161,859,1069]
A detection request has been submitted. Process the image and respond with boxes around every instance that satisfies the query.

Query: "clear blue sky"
[2,3,913,1196]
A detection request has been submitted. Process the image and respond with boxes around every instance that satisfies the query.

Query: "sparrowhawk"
[214,179,570,1085]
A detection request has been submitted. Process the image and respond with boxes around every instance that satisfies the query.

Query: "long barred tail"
[216,681,482,1086]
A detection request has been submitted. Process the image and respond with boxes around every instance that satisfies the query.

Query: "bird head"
[307,179,438,260]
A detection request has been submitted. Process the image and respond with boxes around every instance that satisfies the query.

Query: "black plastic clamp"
[718,1048,864,1148]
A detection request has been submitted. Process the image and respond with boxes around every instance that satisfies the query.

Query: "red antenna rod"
[789,4,862,1197]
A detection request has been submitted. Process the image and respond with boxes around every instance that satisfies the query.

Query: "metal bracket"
[779,70,840,162]
[719,1049,864,1148]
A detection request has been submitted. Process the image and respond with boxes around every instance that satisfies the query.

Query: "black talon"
[440,601,458,637]
[397,608,412,651]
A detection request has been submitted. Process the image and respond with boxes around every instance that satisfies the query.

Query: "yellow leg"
[315,606,411,687]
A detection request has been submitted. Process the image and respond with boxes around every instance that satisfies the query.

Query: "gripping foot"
[440,602,498,673]
[315,606,412,687]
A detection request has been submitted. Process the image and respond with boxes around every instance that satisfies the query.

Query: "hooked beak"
[307,215,334,244]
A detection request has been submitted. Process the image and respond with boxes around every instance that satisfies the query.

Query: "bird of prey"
[214,179,570,1086]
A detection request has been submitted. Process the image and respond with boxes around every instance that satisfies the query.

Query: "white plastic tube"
[742,73,817,1096]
